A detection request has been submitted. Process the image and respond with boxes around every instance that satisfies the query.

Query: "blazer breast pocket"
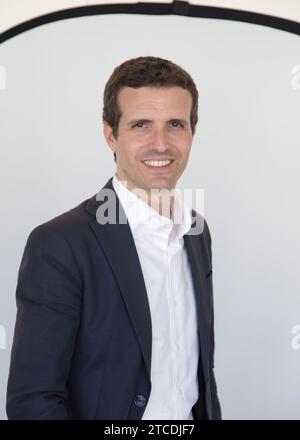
[206,269,213,279]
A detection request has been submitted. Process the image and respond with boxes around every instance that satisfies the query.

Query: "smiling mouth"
[141,159,175,169]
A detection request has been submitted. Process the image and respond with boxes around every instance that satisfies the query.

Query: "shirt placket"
[165,238,184,419]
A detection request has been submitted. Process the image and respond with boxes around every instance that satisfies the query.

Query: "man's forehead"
[118,85,191,100]
[117,86,192,118]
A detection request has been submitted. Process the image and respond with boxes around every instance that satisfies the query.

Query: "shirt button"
[176,344,181,351]
[174,300,177,307]
[178,388,183,395]
[134,394,146,407]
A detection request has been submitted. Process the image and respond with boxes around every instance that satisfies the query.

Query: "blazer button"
[134,394,146,407]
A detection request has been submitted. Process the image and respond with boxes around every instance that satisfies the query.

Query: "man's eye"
[133,122,146,128]
[132,121,184,129]
[171,121,183,128]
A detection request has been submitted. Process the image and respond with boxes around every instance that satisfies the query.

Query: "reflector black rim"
[0,0,299,44]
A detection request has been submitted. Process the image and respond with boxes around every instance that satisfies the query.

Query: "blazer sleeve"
[205,219,222,420]
[6,225,83,420]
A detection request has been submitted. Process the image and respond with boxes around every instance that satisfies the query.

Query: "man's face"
[103,86,194,194]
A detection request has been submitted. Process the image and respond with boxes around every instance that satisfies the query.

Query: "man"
[6,56,221,420]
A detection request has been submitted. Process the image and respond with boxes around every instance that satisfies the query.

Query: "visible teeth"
[143,160,172,167]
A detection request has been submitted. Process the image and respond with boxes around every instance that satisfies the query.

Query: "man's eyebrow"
[127,118,189,126]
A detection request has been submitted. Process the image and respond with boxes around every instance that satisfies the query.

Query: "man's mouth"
[141,159,175,169]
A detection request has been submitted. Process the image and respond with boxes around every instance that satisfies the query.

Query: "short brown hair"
[102,56,198,162]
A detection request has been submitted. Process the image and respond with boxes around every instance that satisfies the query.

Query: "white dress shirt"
[112,173,200,420]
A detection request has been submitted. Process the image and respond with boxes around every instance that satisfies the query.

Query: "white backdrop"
[1,4,300,420]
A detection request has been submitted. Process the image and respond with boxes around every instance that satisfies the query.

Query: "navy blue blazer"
[6,177,221,420]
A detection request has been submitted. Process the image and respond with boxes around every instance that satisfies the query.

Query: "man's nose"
[151,127,169,151]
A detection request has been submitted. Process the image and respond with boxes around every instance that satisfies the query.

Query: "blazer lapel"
[85,177,152,379]
[184,230,212,383]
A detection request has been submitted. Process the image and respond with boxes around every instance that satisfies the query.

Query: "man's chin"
[142,180,176,193]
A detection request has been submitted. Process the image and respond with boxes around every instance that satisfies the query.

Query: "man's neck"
[116,174,175,219]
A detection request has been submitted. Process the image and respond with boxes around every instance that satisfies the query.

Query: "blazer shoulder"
[191,209,211,243]
[191,209,212,268]
[27,193,96,244]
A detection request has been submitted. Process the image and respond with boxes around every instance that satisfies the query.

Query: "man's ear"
[103,121,117,153]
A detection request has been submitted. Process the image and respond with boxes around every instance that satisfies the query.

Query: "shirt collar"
[112,173,192,243]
